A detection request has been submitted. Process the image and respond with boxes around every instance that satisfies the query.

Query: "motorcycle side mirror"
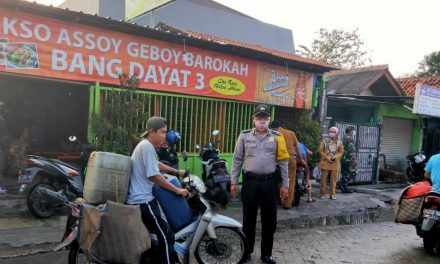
[182,150,188,162]
[68,136,77,142]
[212,130,220,136]
[195,144,201,150]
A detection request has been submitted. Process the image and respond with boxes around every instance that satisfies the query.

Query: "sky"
[27,0,440,77]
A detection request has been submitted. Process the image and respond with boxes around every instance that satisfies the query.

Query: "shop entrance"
[0,73,89,155]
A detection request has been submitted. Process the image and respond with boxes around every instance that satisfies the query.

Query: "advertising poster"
[256,62,315,109]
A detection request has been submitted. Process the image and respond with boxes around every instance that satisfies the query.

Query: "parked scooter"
[46,152,247,264]
[17,136,94,218]
[406,152,427,182]
[196,130,231,207]
[416,188,440,255]
[156,130,181,169]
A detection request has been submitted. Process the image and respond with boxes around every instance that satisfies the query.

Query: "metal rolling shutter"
[380,117,413,171]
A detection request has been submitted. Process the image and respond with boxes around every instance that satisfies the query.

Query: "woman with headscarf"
[319,127,344,200]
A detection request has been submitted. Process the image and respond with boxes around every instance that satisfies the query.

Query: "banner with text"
[0,8,257,102]
[413,84,440,118]
[256,63,315,109]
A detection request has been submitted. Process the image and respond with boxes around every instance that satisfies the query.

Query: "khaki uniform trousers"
[283,155,297,208]
[320,169,339,197]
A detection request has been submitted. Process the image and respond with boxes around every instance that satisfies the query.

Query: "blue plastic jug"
[153,176,192,230]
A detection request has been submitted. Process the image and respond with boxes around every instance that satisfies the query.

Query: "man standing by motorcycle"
[425,153,440,193]
[126,117,189,264]
[338,126,357,193]
[231,104,289,264]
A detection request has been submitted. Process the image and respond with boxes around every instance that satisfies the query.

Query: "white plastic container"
[83,151,132,204]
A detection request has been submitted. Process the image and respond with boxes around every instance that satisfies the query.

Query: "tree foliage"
[297,28,371,69]
[416,51,440,77]
[284,111,321,166]
[89,74,148,155]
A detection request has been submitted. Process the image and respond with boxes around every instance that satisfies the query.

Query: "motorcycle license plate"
[423,209,440,221]
[17,173,34,184]
[213,173,230,183]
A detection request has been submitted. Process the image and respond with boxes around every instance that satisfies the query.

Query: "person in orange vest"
[270,120,303,209]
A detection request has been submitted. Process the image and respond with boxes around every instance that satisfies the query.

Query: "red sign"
[0,8,257,102]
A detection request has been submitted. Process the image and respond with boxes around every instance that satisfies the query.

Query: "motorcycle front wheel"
[195,227,247,264]
[68,242,88,264]
[27,183,57,218]
[423,232,440,256]
[405,167,414,182]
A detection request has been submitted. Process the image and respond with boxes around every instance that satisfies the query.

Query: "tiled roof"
[7,0,338,73]
[397,77,440,97]
[324,65,403,96]
[156,23,338,70]
[325,65,389,78]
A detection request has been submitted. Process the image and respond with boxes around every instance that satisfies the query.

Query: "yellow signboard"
[256,63,315,109]
[125,0,147,20]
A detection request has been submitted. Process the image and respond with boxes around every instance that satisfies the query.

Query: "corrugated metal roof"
[3,0,338,74]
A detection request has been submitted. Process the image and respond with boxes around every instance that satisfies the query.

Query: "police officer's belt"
[244,171,275,182]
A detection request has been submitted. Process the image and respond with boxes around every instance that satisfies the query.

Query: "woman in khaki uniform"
[319,127,344,200]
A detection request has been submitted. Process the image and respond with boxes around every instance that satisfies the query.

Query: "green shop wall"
[87,82,272,182]
[375,103,422,153]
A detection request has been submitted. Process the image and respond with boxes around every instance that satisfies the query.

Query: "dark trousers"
[140,199,177,264]
[241,176,277,257]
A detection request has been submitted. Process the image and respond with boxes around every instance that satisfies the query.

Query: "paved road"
[249,221,438,264]
[2,221,438,264]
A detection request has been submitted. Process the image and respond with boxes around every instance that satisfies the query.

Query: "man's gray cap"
[140,116,167,138]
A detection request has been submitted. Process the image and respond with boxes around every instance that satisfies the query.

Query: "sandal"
[306,198,316,203]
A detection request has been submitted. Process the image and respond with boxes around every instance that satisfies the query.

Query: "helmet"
[414,153,425,164]
[166,130,181,145]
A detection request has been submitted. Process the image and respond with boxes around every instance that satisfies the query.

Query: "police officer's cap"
[253,104,271,117]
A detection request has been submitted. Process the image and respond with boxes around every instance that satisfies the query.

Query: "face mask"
[328,132,336,138]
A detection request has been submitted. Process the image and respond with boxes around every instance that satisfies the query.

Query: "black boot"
[344,187,354,193]
[337,181,345,192]
[337,181,350,193]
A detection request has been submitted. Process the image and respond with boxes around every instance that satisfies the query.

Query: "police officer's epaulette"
[269,129,281,136]
[241,129,252,133]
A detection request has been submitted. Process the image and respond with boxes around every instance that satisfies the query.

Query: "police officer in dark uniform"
[230,104,289,264]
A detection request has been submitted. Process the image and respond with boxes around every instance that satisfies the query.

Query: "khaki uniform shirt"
[319,139,344,171]
[231,128,289,188]
[278,127,299,157]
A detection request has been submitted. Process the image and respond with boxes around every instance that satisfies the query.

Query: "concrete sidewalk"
[223,182,403,229]
[0,181,405,259]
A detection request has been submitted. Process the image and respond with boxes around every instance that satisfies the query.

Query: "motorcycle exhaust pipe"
[36,187,69,205]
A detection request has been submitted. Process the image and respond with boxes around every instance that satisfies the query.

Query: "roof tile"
[156,23,338,70]
[397,77,440,97]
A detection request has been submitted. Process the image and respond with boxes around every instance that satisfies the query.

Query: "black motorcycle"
[406,152,427,182]
[196,130,231,207]
[17,136,94,218]
[417,188,440,255]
